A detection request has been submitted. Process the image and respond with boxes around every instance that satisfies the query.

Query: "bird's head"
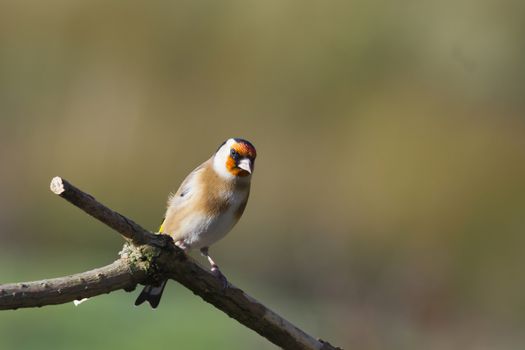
[213,138,256,179]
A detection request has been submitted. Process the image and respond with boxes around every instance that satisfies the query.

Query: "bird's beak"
[238,158,252,174]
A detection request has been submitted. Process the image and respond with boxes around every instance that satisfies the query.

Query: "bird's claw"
[211,266,228,290]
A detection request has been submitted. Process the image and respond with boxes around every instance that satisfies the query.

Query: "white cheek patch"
[213,138,236,180]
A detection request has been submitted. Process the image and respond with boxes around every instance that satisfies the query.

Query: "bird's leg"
[200,247,228,289]
[175,240,190,251]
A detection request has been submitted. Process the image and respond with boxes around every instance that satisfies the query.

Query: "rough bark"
[0,177,342,350]
[0,259,146,309]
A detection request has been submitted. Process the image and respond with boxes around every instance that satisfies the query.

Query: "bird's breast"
[175,188,248,249]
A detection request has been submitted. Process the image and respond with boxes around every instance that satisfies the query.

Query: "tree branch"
[49,177,169,248]
[0,177,341,350]
[0,259,146,310]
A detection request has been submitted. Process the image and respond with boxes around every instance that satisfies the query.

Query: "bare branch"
[0,177,342,350]
[162,255,340,350]
[0,259,146,310]
[49,176,169,247]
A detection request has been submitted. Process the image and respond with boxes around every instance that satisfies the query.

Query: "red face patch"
[232,141,257,160]
[226,140,256,176]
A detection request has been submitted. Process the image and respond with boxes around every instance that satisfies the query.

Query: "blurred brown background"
[1,1,525,349]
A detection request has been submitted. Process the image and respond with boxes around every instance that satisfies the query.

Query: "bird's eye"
[230,149,239,159]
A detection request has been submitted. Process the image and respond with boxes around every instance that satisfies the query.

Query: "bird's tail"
[134,280,167,309]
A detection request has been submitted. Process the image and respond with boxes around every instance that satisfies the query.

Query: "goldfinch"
[135,138,257,308]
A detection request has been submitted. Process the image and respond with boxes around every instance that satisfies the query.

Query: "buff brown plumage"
[135,138,256,308]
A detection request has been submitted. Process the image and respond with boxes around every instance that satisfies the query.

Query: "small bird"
[135,138,257,308]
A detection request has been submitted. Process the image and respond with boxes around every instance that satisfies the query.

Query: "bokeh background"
[1,1,525,349]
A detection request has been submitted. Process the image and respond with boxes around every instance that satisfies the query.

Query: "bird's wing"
[159,159,210,233]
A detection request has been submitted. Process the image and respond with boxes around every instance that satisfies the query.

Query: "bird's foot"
[211,265,228,290]
[175,240,190,251]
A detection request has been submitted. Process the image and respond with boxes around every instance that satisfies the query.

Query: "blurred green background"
[1,0,525,349]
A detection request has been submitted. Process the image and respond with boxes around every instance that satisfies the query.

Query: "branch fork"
[0,177,341,350]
